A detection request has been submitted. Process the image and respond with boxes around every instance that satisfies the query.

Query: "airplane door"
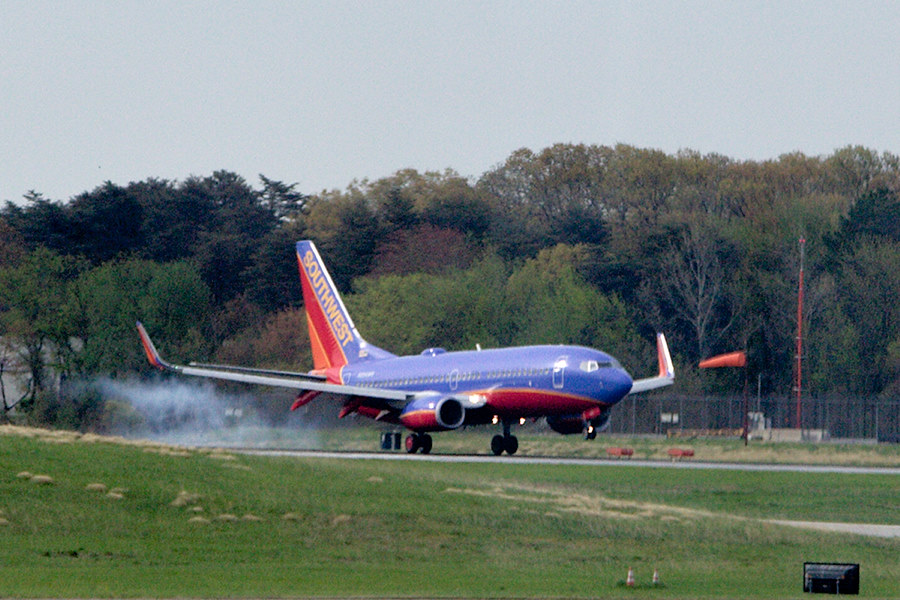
[450,369,460,391]
[552,357,567,389]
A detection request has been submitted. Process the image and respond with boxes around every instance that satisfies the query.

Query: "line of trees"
[2,144,900,430]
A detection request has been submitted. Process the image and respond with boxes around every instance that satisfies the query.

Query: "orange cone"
[652,569,660,586]
[626,567,635,587]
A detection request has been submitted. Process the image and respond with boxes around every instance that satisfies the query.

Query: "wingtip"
[136,321,168,370]
[656,333,675,380]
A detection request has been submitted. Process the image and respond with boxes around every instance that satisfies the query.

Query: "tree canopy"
[2,144,900,428]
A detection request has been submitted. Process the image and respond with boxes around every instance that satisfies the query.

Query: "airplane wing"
[628,333,675,394]
[136,322,413,407]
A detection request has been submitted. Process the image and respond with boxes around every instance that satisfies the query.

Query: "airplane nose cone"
[611,369,633,399]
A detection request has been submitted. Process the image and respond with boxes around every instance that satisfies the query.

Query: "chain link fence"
[608,394,900,442]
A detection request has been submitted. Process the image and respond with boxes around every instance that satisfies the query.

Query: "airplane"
[137,240,674,455]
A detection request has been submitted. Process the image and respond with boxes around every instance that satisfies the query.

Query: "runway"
[234,447,900,475]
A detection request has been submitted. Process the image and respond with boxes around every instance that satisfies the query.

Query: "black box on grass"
[803,562,859,595]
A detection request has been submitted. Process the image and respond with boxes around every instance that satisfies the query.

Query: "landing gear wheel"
[504,435,519,455]
[420,434,433,454]
[491,435,505,456]
[583,426,597,440]
[405,434,419,454]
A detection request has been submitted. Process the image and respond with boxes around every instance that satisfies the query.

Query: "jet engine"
[547,408,611,436]
[399,395,466,432]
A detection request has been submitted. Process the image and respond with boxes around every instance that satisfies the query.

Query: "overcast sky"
[2,0,899,204]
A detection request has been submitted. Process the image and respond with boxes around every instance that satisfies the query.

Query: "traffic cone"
[652,569,660,586]
[626,567,635,587]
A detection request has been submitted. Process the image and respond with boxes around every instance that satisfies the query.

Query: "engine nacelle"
[400,395,466,432]
[547,408,611,435]
[546,414,585,435]
[591,408,612,433]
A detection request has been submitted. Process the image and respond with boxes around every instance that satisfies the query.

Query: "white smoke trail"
[95,377,322,449]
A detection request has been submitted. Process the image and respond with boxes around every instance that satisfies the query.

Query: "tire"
[420,434,433,454]
[490,434,505,456]
[504,435,519,455]
[405,434,419,454]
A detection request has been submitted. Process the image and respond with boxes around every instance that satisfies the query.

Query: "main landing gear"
[405,432,433,454]
[490,420,518,456]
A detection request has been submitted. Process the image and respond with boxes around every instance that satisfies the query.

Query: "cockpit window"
[581,360,615,372]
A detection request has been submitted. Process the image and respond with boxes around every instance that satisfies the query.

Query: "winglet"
[136,321,172,371]
[656,333,674,379]
[628,333,675,394]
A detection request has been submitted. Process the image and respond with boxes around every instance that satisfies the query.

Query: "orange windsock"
[699,351,747,368]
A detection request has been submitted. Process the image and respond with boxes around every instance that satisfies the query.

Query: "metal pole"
[796,237,805,430]
[631,396,636,435]
[743,364,748,445]
[874,400,879,442]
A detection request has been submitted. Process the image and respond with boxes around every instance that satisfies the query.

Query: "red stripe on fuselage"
[479,388,609,418]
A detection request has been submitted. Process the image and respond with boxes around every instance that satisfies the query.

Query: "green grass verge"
[0,426,898,599]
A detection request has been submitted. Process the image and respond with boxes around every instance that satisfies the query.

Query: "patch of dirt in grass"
[445,482,899,538]
[188,516,210,524]
[331,514,352,525]
[445,483,720,524]
[215,513,239,522]
[143,447,193,458]
[206,449,238,461]
[170,490,202,507]
[3,423,260,469]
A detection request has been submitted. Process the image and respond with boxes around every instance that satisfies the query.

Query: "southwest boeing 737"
[137,240,674,455]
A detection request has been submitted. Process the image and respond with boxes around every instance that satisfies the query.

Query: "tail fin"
[296,241,394,370]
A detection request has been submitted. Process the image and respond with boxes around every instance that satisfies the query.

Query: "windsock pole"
[795,237,805,430]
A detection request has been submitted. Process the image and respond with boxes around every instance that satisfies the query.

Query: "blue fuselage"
[341,345,634,420]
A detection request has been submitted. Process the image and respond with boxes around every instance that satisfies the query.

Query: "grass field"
[1,425,898,599]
